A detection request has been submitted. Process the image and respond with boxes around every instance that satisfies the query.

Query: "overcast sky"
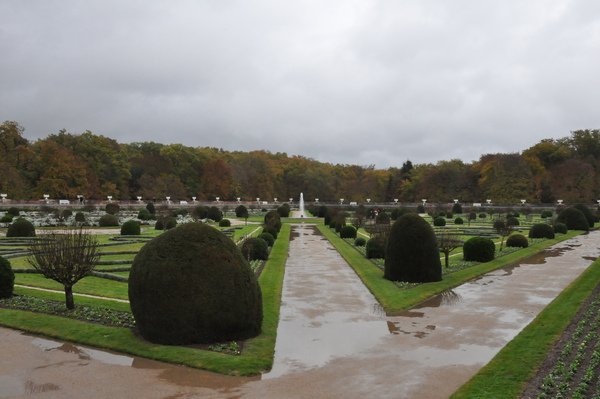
[1,1,599,168]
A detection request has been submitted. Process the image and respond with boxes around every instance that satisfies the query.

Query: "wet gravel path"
[1,227,599,399]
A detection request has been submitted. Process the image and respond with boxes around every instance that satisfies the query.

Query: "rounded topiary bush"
[6,218,36,237]
[452,203,463,214]
[528,223,555,239]
[164,217,177,230]
[433,216,446,227]
[75,212,86,223]
[541,210,553,219]
[556,207,589,231]
[0,256,15,299]
[219,219,231,227]
[137,208,151,220]
[366,237,386,259]
[129,223,262,344]
[506,234,528,248]
[1,215,13,223]
[7,207,20,216]
[355,237,366,246]
[155,218,165,230]
[207,206,223,222]
[463,237,495,262]
[264,210,282,233]
[340,225,357,239]
[263,225,278,239]
[506,216,520,227]
[376,212,391,225]
[384,213,441,283]
[241,237,269,261]
[121,220,141,235]
[553,222,568,234]
[98,214,119,227]
[105,203,120,215]
[259,232,275,247]
[277,204,290,218]
[479,213,487,219]
[454,217,464,225]
[573,204,596,228]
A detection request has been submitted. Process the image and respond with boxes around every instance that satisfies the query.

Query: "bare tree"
[28,229,100,309]
[493,219,513,251]
[437,231,463,268]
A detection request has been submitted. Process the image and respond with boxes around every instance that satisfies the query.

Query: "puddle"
[413,290,462,310]
[32,337,133,366]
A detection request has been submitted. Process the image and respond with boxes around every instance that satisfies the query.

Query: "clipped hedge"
[354,237,366,246]
[556,207,589,231]
[0,256,15,298]
[98,214,119,227]
[553,222,568,234]
[259,232,275,247]
[433,217,446,227]
[366,237,386,259]
[121,220,141,236]
[6,218,36,237]
[454,217,464,225]
[573,204,596,227]
[241,237,269,261]
[128,223,262,345]
[340,225,357,239]
[506,234,528,248]
[529,223,555,239]
[463,237,495,262]
[219,219,231,227]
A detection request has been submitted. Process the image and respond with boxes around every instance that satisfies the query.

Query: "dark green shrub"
[556,207,589,231]
[452,203,463,214]
[437,211,446,218]
[277,203,290,218]
[316,205,329,218]
[463,237,495,262]
[468,212,477,221]
[366,237,386,259]
[454,217,464,225]
[105,203,120,215]
[0,256,15,298]
[61,209,73,219]
[506,216,520,226]
[219,219,231,227]
[375,212,390,225]
[207,206,223,222]
[193,205,208,220]
[553,222,568,234]
[6,218,36,237]
[129,223,262,344]
[328,219,337,229]
[573,204,595,228]
[235,205,248,219]
[259,232,275,247]
[0,215,13,223]
[165,217,177,230]
[121,220,141,235]
[75,212,86,223]
[262,225,278,239]
[479,213,487,219]
[340,225,357,239]
[146,202,156,215]
[334,216,346,233]
[528,223,555,239]
[433,217,446,227]
[241,237,269,261]
[390,208,410,221]
[98,214,119,227]
[264,210,282,233]
[7,207,20,216]
[541,210,553,218]
[506,234,528,248]
[384,213,441,283]
[137,208,151,220]
[446,211,453,219]
[355,237,366,246]
[155,218,165,230]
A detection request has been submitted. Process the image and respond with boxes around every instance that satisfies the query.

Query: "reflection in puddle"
[32,337,133,366]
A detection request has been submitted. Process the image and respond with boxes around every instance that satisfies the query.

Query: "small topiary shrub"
[0,215,13,223]
[7,207,20,216]
[553,222,568,234]
[137,208,151,220]
[264,210,282,233]
[437,211,446,218]
[219,219,231,227]
[235,205,249,219]
[452,203,463,214]
[366,237,386,259]
[528,223,555,239]
[155,218,165,230]
[129,223,262,344]
[433,216,446,227]
[0,256,15,298]
[207,206,223,222]
[241,237,269,261]
[165,217,177,230]
[340,225,357,239]
[6,218,36,237]
[75,212,86,223]
[121,220,141,235]
[355,237,366,246]
[259,232,275,247]
[479,213,487,219]
[99,214,119,227]
[61,209,73,219]
[171,208,188,217]
[105,203,120,215]
[146,202,156,215]
[454,217,464,225]
[573,204,596,228]
[506,216,520,226]
[541,210,553,218]
[506,234,528,248]
[445,211,453,219]
[556,207,589,231]
[384,214,442,283]
[277,203,290,218]
[262,225,278,239]
[463,237,495,262]
[375,212,391,225]
[193,205,208,220]
[390,208,411,221]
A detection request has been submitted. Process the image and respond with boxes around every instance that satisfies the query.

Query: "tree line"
[1,121,598,204]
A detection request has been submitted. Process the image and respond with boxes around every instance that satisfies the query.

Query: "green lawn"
[318,225,581,315]
[451,259,600,399]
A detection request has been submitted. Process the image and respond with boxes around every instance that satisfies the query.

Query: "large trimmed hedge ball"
[573,204,596,228]
[241,237,269,261]
[6,218,36,237]
[99,214,119,227]
[528,223,555,239]
[463,237,495,262]
[506,234,528,248]
[128,223,262,345]
[121,220,141,235]
[384,213,442,283]
[366,237,386,259]
[0,256,15,298]
[556,207,589,231]
[264,210,282,233]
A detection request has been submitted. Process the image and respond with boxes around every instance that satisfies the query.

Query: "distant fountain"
[299,193,305,218]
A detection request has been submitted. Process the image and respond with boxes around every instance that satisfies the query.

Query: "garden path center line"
[1,228,599,398]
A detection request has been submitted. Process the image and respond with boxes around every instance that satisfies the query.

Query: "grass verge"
[317,225,581,315]
[0,224,291,376]
[451,258,600,399]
